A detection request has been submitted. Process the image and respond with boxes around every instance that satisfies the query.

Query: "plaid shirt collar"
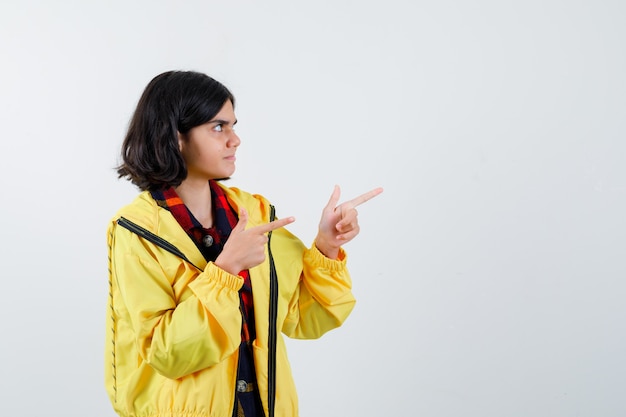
[150,180,238,260]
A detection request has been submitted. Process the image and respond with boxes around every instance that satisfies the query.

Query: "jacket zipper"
[267,205,278,417]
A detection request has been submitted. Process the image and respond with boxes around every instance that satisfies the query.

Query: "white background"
[1,1,625,416]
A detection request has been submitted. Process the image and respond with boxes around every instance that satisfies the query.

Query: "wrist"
[214,255,241,276]
[314,237,340,260]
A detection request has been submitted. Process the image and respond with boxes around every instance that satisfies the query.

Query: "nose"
[228,130,241,148]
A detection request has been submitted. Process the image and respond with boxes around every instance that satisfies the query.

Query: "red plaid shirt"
[150,181,256,342]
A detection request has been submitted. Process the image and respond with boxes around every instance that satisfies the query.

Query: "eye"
[213,123,223,132]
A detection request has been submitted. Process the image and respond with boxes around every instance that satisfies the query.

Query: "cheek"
[181,145,202,167]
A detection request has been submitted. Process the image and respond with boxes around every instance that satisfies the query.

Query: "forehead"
[210,99,236,121]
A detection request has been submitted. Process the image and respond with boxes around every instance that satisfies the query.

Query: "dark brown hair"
[117,70,235,191]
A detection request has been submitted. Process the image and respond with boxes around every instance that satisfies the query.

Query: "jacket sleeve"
[110,222,243,379]
[281,242,356,339]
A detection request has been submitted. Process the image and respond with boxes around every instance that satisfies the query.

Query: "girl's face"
[178,100,240,182]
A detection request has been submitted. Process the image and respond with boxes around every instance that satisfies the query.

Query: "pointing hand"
[215,208,295,275]
[315,185,383,259]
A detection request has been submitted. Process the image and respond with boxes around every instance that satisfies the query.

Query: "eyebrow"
[209,118,238,126]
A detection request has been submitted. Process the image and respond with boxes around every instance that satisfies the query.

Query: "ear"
[177,131,184,152]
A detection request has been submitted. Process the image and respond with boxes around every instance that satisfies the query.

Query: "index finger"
[346,187,384,208]
[252,216,296,234]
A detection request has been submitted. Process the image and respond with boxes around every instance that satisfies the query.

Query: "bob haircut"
[117,70,235,191]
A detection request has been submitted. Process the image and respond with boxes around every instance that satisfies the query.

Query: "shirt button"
[202,235,214,247]
[236,380,248,392]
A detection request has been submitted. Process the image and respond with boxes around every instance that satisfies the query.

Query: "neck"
[174,179,213,228]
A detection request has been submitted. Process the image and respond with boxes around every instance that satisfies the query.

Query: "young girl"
[105,70,382,417]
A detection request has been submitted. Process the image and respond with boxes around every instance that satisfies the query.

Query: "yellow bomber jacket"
[105,184,356,417]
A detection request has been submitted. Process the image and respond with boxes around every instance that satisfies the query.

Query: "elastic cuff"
[307,242,347,268]
[194,262,244,292]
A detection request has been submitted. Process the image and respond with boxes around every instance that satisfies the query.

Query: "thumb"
[232,207,249,233]
[324,185,341,212]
